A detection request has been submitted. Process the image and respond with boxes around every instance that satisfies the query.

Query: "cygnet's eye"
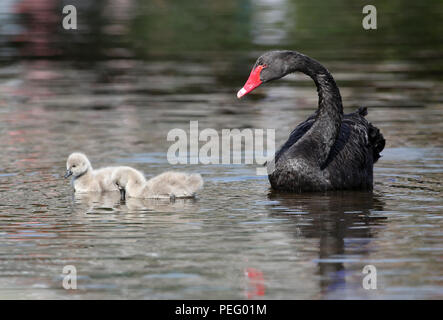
[72,165,76,168]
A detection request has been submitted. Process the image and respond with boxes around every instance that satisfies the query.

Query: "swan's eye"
[72,165,76,168]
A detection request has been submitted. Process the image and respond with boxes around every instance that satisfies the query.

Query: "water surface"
[0,0,442,299]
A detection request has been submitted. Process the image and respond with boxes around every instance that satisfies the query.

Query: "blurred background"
[0,0,441,299]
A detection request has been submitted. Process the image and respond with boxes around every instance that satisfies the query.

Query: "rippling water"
[0,0,442,299]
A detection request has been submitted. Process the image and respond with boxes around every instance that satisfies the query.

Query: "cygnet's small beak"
[64,169,73,179]
[119,188,126,201]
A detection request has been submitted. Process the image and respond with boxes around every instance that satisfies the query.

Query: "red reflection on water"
[14,0,60,57]
[245,267,265,298]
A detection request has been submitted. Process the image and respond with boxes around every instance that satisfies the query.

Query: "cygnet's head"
[64,153,92,178]
[111,167,145,190]
[111,169,130,190]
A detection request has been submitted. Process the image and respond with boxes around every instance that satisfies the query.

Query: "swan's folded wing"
[273,114,316,164]
[368,122,385,163]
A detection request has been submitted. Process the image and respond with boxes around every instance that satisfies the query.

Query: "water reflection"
[71,191,122,214]
[251,0,290,45]
[0,0,441,300]
[12,0,59,57]
[1,0,442,64]
[72,191,200,214]
[268,191,387,297]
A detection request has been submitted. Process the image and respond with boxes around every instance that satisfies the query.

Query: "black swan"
[237,50,385,192]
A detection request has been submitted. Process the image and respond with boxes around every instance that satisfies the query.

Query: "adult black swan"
[237,50,385,192]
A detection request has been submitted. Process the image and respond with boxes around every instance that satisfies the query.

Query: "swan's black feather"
[269,108,385,192]
[274,114,316,164]
[248,50,386,192]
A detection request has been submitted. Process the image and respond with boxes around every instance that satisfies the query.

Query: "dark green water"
[0,0,441,299]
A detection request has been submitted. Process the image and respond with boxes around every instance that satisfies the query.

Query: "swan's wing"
[368,121,385,163]
[322,108,385,169]
[320,121,351,170]
[273,114,316,164]
[348,107,385,163]
[321,110,370,170]
[273,108,385,169]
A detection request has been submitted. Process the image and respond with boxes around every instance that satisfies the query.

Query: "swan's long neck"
[291,54,343,167]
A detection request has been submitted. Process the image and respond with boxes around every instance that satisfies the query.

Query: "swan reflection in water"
[268,191,387,298]
[71,191,200,214]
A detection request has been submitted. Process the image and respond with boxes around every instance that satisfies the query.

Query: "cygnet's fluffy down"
[145,171,204,198]
[112,167,203,199]
[65,152,122,193]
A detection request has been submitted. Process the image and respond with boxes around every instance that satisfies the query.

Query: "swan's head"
[111,167,146,197]
[111,169,129,190]
[237,50,302,98]
[65,153,91,178]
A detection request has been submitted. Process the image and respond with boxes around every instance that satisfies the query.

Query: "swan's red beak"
[237,65,265,98]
